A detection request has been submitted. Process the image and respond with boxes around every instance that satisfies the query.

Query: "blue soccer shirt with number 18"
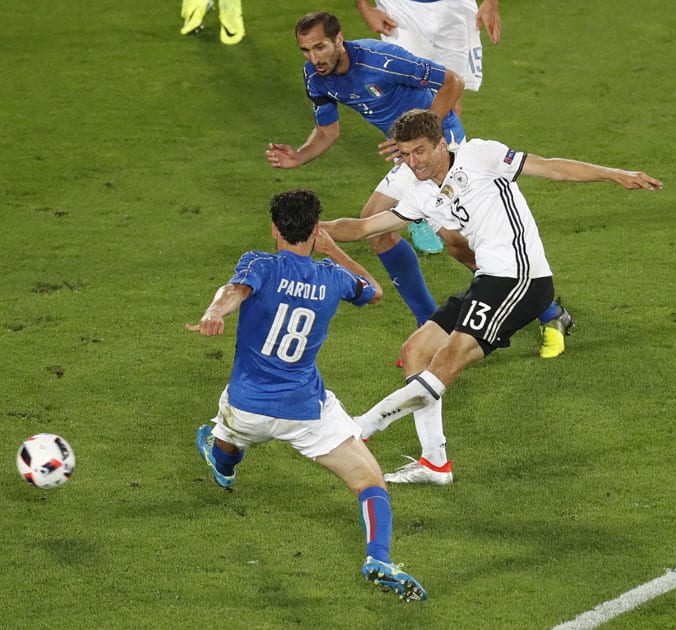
[226,249,376,421]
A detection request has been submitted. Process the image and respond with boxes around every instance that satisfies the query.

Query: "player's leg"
[357,331,482,433]
[196,424,244,488]
[296,392,427,601]
[180,0,213,36]
[196,388,254,488]
[538,301,575,358]
[356,319,446,437]
[382,319,457,485]
[367,167,437,326]
[377,0,434,59]
[430,0,484,118]
[355,276,553,450]
[218,0,244,45]
[319,439,427,601]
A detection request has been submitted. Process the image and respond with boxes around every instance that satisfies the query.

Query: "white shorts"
[210,387,361,460]
[377,0,483,91]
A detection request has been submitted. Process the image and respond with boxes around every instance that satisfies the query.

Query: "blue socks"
[211,443,245,476]
[378,239,436,327]
[359,486,392,562]
[538,301,563,324]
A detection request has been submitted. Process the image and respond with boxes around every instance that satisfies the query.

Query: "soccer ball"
[16,433,76,489]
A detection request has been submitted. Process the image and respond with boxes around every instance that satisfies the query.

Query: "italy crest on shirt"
[366,84,383,97]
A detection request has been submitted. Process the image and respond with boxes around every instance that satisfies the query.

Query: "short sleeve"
[471,139,527,181]
[228,251,269,293]
[303,64,339,128]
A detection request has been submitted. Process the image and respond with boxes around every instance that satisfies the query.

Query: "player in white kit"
[357,0,501,103]
[357,0,500,253]
[321,109,662,485]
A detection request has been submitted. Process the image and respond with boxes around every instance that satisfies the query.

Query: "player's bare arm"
[356,0,397,35]
[437,228,477,271]
[477,0,501,45]
[378,70,464,164]
[186,283,253,336]
[266,121,341,169]
[429,69,465,122]
[321,210,409,242]
[523,154,663,190]
[314,228,383,303]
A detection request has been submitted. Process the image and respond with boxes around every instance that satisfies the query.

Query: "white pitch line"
[552,569,676,630]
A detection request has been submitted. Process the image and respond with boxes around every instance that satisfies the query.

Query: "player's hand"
[617,171,663,191]
[477,0,501,44]
[313,228,338,256]
[360,5,398,36]
[266,143,301,169]
[378,138,402,163]
[185,317,224,336]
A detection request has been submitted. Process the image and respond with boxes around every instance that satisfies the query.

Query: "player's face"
[397,137,448,185]
[297,25,344,76]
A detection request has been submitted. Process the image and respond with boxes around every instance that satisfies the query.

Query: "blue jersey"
[227,250,376,420]
[303,39,465,143]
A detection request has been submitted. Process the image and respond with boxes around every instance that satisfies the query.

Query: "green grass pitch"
[1,1,674,628]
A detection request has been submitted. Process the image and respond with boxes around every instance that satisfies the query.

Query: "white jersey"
[394,138,553,279]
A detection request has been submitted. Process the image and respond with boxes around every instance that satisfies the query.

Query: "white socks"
[355,370,446,438]
[413,398,448,467]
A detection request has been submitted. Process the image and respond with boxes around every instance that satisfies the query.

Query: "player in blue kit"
[186,189,427,601]
[267,12,466,328]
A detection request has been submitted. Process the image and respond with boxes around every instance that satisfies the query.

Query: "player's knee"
[399,335,424,370]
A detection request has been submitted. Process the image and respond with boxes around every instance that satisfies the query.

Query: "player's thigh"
[377,0,434,58]
[400,319,450,368]
[433,0,483,90]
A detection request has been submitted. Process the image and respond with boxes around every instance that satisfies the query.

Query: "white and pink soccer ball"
[16,433,75,489]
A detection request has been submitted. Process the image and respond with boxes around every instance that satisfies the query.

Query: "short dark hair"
[269,189,322,244]
[295,12,341,40]
[389,109,445,145]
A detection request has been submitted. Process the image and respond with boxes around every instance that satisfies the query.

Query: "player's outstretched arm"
[321,210,409,243]
[186,283,253,336]
[314,228,383,303]
[266,122,340,169]
[356,0,397,36]
[477,0,501,45]
[522,154,663,190]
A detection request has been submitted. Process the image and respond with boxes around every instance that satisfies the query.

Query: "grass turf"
[1,1,674,628]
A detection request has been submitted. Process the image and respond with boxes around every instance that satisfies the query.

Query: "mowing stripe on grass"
[552,569,676,629]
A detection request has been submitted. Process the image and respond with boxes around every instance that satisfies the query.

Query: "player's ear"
[335,31,344,47]
[271,222,280,239]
